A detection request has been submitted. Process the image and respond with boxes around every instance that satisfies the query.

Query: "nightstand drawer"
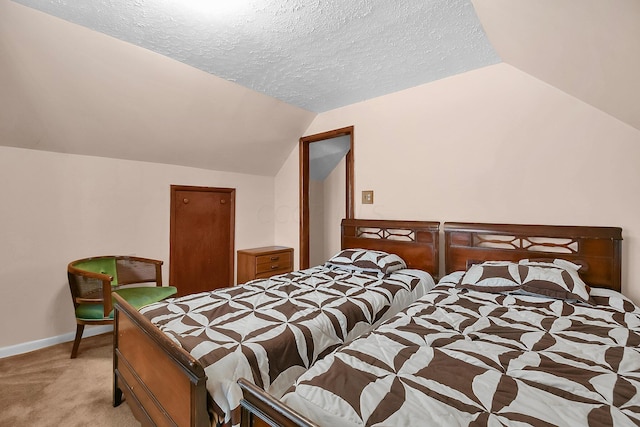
[255,252,292,274]
[255,267,290,279]
[237,246,294,284]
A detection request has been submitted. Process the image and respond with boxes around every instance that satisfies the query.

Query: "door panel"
[170,186,235,296]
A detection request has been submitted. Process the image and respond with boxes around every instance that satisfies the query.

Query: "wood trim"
[169,185,236,289]
[299,126,354,269]
[345,127,354,219]
[299,141,309,270]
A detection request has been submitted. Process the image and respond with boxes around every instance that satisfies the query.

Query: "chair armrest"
[102,278,114,316]
[68,265,114,282]
[68,263,114,317]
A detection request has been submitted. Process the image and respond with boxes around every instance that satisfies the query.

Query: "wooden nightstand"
[237,246,293,284]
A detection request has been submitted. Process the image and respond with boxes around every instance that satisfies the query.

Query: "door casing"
[299,126,354,269]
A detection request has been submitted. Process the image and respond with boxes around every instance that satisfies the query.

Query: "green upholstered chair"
[67,256,177,358]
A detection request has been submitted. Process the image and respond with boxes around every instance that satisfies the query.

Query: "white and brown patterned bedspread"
[140,265,434,424]
[281,272,640,426]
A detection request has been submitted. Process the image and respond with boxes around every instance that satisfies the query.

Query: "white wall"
[309,179,325,267]
[323,157,346,261]
[275,63,640,303]
[274,148,301,270]
[472,0,640,131]
[308,158,346,266]
[0,146,275,349]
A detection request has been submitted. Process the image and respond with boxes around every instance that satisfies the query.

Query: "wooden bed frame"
[112,218,440,427]
[443,222,622,291]
[238,221,624,427]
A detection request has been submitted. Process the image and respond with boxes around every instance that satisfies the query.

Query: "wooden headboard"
[341,218,439,277]
[444,222,623,291]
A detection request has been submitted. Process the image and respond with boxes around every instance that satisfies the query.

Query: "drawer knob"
[271,265,279,269]
[270,256,279,261]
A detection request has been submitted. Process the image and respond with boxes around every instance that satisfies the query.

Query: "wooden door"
[170,185,235,296]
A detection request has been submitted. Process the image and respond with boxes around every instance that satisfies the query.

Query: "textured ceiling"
[11,0,500,113]
[0,0,316,176]
[4,0,637,178]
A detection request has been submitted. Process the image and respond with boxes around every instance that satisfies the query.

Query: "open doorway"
[299,126,354,269]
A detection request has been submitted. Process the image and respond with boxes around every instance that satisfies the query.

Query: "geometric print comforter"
[139,265,434,425]
[281,271,640,427]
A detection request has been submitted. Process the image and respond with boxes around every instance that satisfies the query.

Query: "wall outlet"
[362,190,374,204]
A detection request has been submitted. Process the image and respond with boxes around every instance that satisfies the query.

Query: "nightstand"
[237,246,293,284]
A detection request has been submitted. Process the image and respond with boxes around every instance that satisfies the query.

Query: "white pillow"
[459,259,591,303]
[326,248,407,274]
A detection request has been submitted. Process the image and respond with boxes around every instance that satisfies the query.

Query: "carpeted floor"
[0,333,139,427]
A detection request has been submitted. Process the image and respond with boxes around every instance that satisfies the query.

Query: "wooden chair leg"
[113,378,123,407]
[70,323,84,359]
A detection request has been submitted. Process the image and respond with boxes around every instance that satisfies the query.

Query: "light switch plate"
[362,190,374,204]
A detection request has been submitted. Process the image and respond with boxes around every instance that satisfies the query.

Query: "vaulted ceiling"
[2,0,638,176]
[472,0,640,132]
[9,0,501,113]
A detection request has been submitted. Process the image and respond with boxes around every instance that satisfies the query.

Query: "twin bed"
[112,218,439,426]
[114,219,640,427]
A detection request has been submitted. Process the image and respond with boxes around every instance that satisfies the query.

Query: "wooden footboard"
[238,379,316,427]
[113,293,211,427]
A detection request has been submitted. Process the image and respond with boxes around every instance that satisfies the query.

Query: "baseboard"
[0,325,114,359]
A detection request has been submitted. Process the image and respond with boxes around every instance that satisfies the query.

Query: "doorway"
[300,126,354,269]
[170,185,235,296]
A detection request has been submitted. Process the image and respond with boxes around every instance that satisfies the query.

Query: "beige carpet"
[0,333,140,427]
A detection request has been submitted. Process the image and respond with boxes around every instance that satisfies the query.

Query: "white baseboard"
[0,325,114,359]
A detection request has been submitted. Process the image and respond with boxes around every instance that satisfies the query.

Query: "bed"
[112,218,440,427]
[239,221,640,426]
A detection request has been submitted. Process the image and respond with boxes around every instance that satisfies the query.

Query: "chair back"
[68,256,163,314]
[114,257,162,287]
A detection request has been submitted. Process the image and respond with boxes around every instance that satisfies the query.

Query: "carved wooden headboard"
[341,218,439,278]
[444,222,623,291]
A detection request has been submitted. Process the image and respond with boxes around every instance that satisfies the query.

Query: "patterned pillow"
[518,258,584,271]
[326,249,407,274]
[459,260,591,303]
[458,261,522,292]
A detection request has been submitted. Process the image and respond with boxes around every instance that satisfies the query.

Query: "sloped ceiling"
[472,0,640,131]
[9,0,500,113]
[2,0,637,177]
[0,0,316,176]
[1,0,501,175]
